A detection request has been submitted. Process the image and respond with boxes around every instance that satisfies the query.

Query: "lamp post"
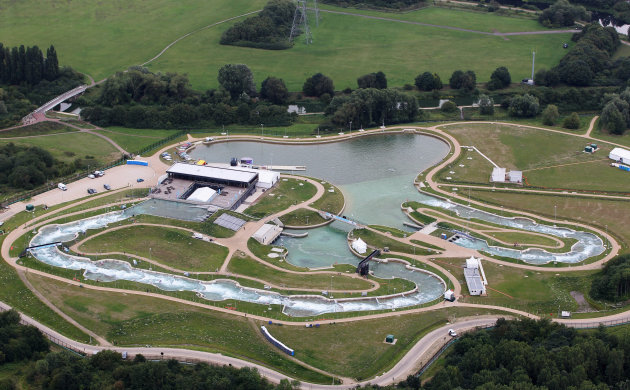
[554,205,557,227]
[349,120,352,135]
[260,123,264,137]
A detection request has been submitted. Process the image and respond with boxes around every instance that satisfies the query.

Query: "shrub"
[563,112,581,129]
[441,101,458,113]
[541,104,559,125]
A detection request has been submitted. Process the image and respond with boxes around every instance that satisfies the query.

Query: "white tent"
[257,170,280,189]
[187,187,217,203]
[466,256,479,269]
[609,147,630,164]
[352,238,368,254]
[490,167,506,182]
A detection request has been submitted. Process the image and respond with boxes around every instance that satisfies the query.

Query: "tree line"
[591,253,630,301]
[0,43,59,86]
[220,0,295,50]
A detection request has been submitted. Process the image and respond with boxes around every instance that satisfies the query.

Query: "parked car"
[87,188,97,194]
[94,170,104,177]
[88,174,95,179]
[58,183,67,191]
[448,329,457,337]
[103,184,111,190]
[136,178,144,183]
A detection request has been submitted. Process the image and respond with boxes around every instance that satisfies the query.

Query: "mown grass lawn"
[148,7,569,91]
[0,122,77,138]
[0,0,267,81]
[245,177,317,218]
[94,127,181,153]
[442,123,629,191]
[79,225,229,272]
[0,132,121,164]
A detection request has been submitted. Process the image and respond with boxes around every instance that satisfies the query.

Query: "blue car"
[137,178,144,183]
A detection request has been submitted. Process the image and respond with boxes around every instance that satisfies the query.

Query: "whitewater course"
[27,134,605,317]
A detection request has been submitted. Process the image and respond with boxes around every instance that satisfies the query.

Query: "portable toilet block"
[590,143,598,150]
[386,335,395,343]
[444,289,455,302]
[585,146,593,153]
[25,204,34,211]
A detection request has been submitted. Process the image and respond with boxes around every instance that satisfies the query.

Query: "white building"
[609,147,630,165]
[464,256,487,296]
[252,224,283,245]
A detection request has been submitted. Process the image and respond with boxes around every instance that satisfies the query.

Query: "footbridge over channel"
[317,211,365,227]
[22,85,88,124]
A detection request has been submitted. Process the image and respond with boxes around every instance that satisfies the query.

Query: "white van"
[58,183,67,191]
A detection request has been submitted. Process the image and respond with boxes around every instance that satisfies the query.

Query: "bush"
[478,94,494,115]
[487,66,511,90]
[415,72,442,91]
[303,73,334,97]
[508,94,540,117]
[541,104,559,125]
[441,100,458,113]
[563,112,581,129]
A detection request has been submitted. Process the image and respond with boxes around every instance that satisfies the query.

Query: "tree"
[563,112,581,129]
[449,70,476,91]
[478,94,494,115]
[302,73,334,97]
[541,104,559,125]
[441,100,458,113]
[44,45,59,81]
[217,64,256,99]
[508,94,540,117]
[358,71,387,89]
[260,76,288,104]
[415,72,441,91]
[539,0,590,27]
[487,66,511,90]
[600,101,627,134]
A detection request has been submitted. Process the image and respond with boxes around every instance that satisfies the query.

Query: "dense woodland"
[591,254,630,301]
[220,0,295,50]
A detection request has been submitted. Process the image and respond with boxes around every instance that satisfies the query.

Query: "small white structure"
[464,256,487,296]
[352,238,368,254]
[561,311,571,318]
[252,224,283,245]
[609,147,630,165]
[287,105,306,114]
[508,171,523,184]
[187,187,217,203]
[490,167,506,183]
[444,289,455,302]
[257,170,280,189]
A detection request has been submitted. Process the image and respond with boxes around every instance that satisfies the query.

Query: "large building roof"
[167,163,257,183]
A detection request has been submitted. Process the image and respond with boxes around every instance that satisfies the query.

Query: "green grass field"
[466,189,630,250]
[94,127,181,153]
[245,177,317,218]
[148,8,570,91]
[0,132,121,164]
[441,123,630,192]
[79,225,229,272]
[0,122,77,138]
[0,1,570,91]
[25,273,333,384]
[227,253,372,290]
[0,0,267,81]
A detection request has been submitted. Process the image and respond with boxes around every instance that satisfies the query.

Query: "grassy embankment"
[78,225,229,272]
[245,177,317,218]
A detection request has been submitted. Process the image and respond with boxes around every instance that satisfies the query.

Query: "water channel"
[27,133,605,316]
